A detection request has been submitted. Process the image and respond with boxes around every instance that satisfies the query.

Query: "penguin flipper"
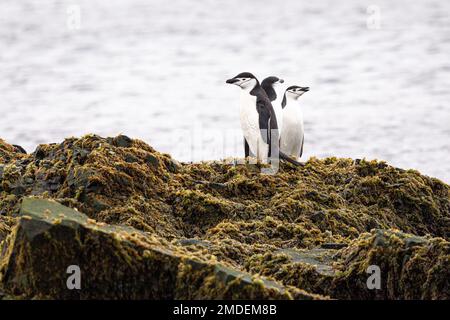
[257,99,271,145]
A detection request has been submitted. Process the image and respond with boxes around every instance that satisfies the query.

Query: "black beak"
[226,78,239,84]
[302,87,310,92]
[279,79,284,84]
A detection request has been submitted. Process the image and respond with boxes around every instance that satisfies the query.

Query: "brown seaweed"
[0,134,448,299]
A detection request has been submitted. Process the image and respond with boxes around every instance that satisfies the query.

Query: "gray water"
[1,0,449,182]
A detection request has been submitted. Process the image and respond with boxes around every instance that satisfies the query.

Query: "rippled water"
[0,0,449,182]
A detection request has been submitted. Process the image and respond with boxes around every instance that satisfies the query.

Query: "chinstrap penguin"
[226,72,279,163]
[261,76,285,136]
[280,85,310,160]
[226,72,302,166]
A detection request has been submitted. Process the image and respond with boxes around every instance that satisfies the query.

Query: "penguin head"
[261,76,284,101]
[226,72,258,90]
[261,76,284,89]
[285,85,310,99]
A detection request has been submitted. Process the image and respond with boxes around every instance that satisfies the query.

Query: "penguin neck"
[282,93,300,109]
[240,79,259,95]
[262,84,277,101]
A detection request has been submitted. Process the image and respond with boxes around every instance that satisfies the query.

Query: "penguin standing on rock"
[261,76,284,135]
[226,72,278,163]
[280,85,310,160]
[226,72,302,166]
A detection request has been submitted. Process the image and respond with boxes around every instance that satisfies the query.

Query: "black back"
[261,76,281,102]
[249,83,279,158]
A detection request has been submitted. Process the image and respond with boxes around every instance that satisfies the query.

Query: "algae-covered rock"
[0,216,15,243]
[0,134,449,299]
[245,229,449,299]
[0,139,19,163]
[329,229,449,299]
[0,198,319,299]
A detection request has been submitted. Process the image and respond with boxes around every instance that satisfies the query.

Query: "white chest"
[239,91,269,158]
[281,102,304,157]
[239,92,258,132]
[283,103,303,130]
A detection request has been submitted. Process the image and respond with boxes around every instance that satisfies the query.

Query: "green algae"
[244,229,449,299]
[0,134,449,299]
[329,229,449,299]
[1,198,319,300]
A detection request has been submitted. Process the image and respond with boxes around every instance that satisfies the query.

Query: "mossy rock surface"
[0,134,449,299]
[0,198,319,299]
